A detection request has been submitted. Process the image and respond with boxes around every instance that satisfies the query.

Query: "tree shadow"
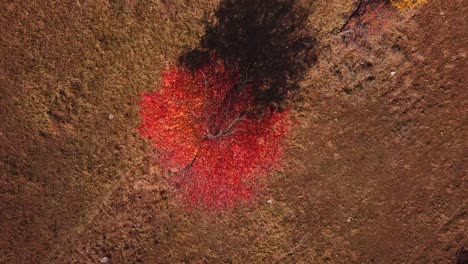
[457,247,468,264]
[179,0,317,109]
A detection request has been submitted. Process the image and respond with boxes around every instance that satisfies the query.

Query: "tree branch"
[206,115,246,140]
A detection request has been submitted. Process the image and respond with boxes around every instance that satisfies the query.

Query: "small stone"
[346,217,352,223]
[267,199,274,204]
[108,114,114,120]
[100,256,109,263]
[390,71,397,76]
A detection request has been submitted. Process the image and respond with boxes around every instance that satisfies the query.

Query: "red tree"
[139,58,291,210]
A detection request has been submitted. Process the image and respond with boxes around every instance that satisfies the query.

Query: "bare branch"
[177,151,199,187]
[206,114,246,140]
[200,71,208,87]
[223,115,245,134]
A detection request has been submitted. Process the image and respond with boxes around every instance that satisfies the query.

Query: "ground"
[0,0,466,263]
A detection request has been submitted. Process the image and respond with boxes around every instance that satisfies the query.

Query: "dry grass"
[1,0,467,263]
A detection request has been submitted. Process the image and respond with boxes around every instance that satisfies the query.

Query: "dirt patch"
[0,0,466,263]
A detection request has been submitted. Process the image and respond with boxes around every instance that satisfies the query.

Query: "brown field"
[1,0,466,263]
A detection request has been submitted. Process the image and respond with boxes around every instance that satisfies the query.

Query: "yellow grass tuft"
[391,0,428,11]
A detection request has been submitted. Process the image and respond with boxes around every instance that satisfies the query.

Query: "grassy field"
[1,0,466,263]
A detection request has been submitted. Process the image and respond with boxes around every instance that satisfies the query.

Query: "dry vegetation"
[391,0,429,11]
[1,0,466,263]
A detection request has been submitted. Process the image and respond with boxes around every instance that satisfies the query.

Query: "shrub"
[341,1,396,40]
[391,0,428,11]
[139,58,291,210]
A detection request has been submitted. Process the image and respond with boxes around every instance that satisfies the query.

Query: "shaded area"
[180,0,317,109]
[457,248,468,264]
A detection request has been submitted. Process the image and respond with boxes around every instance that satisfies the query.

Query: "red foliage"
[139,59,291,210]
